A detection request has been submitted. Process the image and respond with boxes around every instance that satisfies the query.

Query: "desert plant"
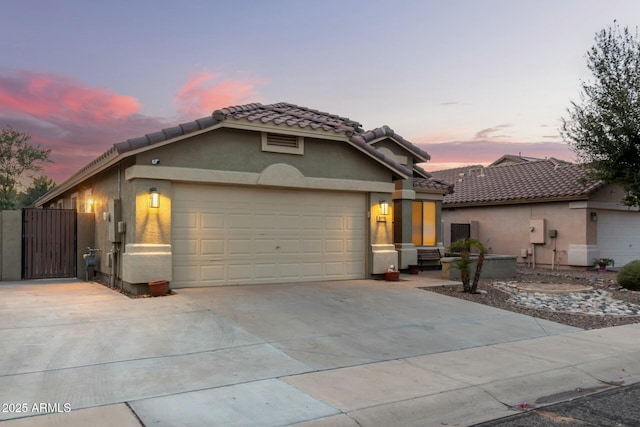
[449,238,486,293]
[593,257,615,268]
[617,260,640,291]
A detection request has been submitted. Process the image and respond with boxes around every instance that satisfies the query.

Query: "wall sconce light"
[86,198,94,213]
[590,211,598,222]
[149,187,159,208]
[377,200,389,222]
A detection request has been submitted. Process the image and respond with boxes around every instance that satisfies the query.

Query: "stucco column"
[393,180,417,269]
[121,179,173,285]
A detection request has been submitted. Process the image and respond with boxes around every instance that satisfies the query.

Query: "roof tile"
[430,157,603,205]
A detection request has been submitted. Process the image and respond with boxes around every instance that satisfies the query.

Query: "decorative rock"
[493,282,640,316]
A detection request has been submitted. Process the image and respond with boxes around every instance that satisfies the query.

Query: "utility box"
[529,219,545,244]
[107,199,122,242]
[548,229,558,238]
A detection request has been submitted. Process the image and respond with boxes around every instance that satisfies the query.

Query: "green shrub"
[617,260,640,291]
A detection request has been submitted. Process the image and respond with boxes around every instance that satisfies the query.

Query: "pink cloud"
[0,70,170,183]
[0,69,264,184]
[0,71,141,123]
[174,71,261,117]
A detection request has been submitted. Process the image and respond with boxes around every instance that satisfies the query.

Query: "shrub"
[617,260,640,291]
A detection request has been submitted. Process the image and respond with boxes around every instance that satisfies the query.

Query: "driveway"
[3,277,639,426]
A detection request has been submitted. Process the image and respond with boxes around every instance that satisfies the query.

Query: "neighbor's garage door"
[171,184,366,287]
[597,211,640,267]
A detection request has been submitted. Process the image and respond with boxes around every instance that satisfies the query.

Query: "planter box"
[440,255,517,280]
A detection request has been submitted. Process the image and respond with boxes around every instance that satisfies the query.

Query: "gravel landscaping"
[425,267,640,330]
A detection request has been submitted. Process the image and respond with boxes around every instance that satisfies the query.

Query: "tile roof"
[39,102,433,205]
[413,176,455,193]
[430,157,604,206]
[114,102,364,154]
[213,102,364,134]
[352,125,431,161]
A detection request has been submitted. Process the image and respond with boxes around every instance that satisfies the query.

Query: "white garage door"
[597,211,640,267]
[171,184,366,287]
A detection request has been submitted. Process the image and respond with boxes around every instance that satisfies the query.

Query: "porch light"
[379,200,389,216]
[149,188,160,208]
[377,200,389,222]
[590,211,598,222]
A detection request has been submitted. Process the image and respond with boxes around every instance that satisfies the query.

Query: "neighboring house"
[431,156,639,269]
[36,102,451,292]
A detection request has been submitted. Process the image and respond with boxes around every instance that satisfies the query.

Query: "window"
[261,132,304,155]
[412,201,436,246]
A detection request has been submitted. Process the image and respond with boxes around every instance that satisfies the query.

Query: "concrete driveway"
[1,277,639,426]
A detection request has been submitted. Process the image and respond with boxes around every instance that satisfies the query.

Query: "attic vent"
[261,132,304,155]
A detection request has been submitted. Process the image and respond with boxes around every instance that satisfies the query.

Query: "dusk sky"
[2,0,639,184]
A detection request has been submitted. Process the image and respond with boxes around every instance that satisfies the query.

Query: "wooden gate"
[22,209,77,279]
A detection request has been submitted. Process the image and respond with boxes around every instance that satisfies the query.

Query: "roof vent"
[266,133,298,148]
[262,132,304,155]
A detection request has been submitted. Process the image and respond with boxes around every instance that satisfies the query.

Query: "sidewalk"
[1,278,639,426]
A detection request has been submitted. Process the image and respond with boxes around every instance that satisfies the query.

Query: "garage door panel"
[278,215,302,229]
[229,239,252,254]
[228,214,253,230]
[201,240,225,255]
[173,212,197,229]
[325,240,344,253]
[325,217,344,230]
[201,213,225,229]
[173,239,197,255]
[279,239,300,253]
[303,240,323,254]
[172,184,366,286]
[302,216,323,230]
[173,265,198,283]
[201,265,224,281]
[325,262,346,276]
[255,239,277,253]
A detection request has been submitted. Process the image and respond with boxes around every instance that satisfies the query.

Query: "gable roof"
[430,157,604,206]
[488,154,543,167]
[37,102,432,205]
[353,125,431,162]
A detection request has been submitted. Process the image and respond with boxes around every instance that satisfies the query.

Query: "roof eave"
[443,194,592,208]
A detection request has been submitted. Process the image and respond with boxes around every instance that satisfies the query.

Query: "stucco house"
[431,155,639,269]
[36,102,451,293]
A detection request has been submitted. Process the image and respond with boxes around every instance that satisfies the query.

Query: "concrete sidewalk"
[1,277,639,426]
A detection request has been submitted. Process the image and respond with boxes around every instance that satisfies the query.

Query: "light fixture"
[590,211,598,222]
[149,187,159,208]
[377,200,389,222]
[379,200,389,216]
[86,198,94,213]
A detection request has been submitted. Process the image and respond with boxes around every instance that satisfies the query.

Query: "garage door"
[171,184,366,287]
[597,211,640,267]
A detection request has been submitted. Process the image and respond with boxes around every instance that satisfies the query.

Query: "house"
[36,102,451,293]
[431,156,639,269]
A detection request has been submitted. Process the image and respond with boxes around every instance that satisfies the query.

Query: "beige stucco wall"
[442,201,588,267]
[369,192,397,273]
[1,210,22,280]
[136,128,394,183]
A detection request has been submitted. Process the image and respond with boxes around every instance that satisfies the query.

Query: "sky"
[1,0,640,184]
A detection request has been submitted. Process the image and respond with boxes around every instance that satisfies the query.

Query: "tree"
[561,21,640,207]
[17,176,56,208]
[449,238,486,294]
[0,126,51,209]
